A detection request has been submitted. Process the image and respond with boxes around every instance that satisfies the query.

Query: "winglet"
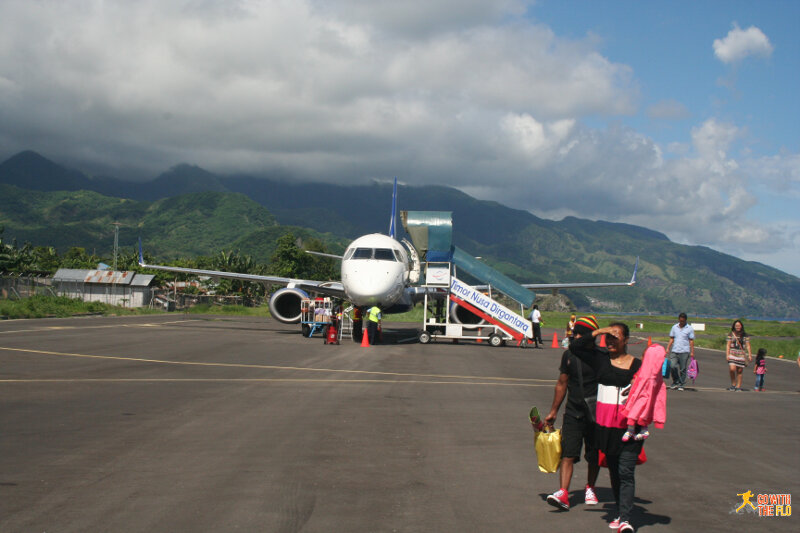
[138,237,146,267]
[389,177,397,239]
[629,256,639,285]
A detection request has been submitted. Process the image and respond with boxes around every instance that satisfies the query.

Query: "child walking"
[621,344,667,442]
[753,348,767,391]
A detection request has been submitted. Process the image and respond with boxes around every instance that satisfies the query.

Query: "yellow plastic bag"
[534,427,562,473]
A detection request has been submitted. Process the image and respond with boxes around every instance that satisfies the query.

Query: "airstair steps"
[449,276,532,343]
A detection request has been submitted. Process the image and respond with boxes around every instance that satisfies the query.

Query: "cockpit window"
[374,248,397,261]
[352,248,373,259]
[343,248,355,260]
[393,249,404,262]
[349,248,399,261]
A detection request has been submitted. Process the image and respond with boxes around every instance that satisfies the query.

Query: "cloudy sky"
[1,0,798,276]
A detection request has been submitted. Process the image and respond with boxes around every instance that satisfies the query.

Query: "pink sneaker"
[585,485,598,505]
[546,488,570,511]
[609,516,621,529]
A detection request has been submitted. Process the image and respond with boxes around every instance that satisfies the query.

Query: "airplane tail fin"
[389,177,397,239]
[138,237,146,267]
[630,256,639,285]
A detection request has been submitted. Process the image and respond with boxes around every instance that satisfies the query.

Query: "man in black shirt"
[544,316,600,511]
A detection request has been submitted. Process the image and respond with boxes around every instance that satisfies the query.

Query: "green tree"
[198,250,269,302]
[0,227,39,274]
[61,247,101,269]
[269,232,337,280]
[32,246,61,273]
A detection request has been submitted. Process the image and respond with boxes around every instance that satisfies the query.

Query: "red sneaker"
[546,488,570,511]
[585,484,599,505]
[609,516,621,529]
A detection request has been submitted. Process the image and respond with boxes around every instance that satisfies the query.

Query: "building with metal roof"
[52,269,156,308]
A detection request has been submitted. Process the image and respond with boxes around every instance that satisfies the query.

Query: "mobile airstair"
[339,305,355,339]
[402,211,535,347]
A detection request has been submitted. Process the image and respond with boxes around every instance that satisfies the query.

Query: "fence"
[1,275,153,308]
[0,275,56,299]
[1,275,265,311]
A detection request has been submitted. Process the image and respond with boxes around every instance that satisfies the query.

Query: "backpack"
[687,357,699,383]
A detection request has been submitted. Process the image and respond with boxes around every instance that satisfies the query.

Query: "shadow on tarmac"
[538,490,672,527]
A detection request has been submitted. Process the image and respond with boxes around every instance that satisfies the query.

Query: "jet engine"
[268,287,309,324]
[449,300,486,325]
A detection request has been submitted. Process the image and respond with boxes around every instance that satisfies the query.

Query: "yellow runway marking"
[0,345,554,384]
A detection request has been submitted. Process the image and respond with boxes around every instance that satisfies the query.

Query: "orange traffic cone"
[647,336,652,347]
[476,327,482,342]
[598,333,607,348]
[361,328,370,347]
[551,333,559,348]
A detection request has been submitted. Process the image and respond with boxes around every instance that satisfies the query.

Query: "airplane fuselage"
[340,233,410,308]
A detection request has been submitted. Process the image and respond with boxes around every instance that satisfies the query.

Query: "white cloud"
[500,114,575,163]
[0,0,637,175]
[0,1,796,275]
[314,0,528,37]
[741,152,800,196]
[646,99,690,120]
[713,23,773,64]
[465,116,795,263]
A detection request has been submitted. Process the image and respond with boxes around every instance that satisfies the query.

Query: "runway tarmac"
[1,314,797,532]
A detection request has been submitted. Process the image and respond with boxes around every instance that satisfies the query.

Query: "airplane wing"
[138,239,346,299]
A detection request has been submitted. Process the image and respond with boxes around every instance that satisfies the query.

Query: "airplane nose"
[346,265,399,304]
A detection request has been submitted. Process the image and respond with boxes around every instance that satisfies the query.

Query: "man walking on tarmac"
[545,316,601,511]
[529,304,544,348]
[665,312,695,391]
[367,305,382,345]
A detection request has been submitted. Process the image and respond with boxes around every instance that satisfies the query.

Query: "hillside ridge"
[1,150,797,317]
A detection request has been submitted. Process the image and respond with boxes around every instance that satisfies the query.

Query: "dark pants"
[532,323,542,345]
[605,440,642,522]
[367,320,378,345]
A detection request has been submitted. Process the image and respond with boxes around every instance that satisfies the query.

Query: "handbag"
[687,357,699,382]
[661,357,671,379]
[534,426,562,473]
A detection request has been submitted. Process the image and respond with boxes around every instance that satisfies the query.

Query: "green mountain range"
[1,150,798,318]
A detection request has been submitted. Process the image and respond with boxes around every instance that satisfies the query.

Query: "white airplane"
[139,179,422,323]
[138,178,637,329]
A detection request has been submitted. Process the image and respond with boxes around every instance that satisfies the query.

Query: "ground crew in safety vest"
[367,305,382,345]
